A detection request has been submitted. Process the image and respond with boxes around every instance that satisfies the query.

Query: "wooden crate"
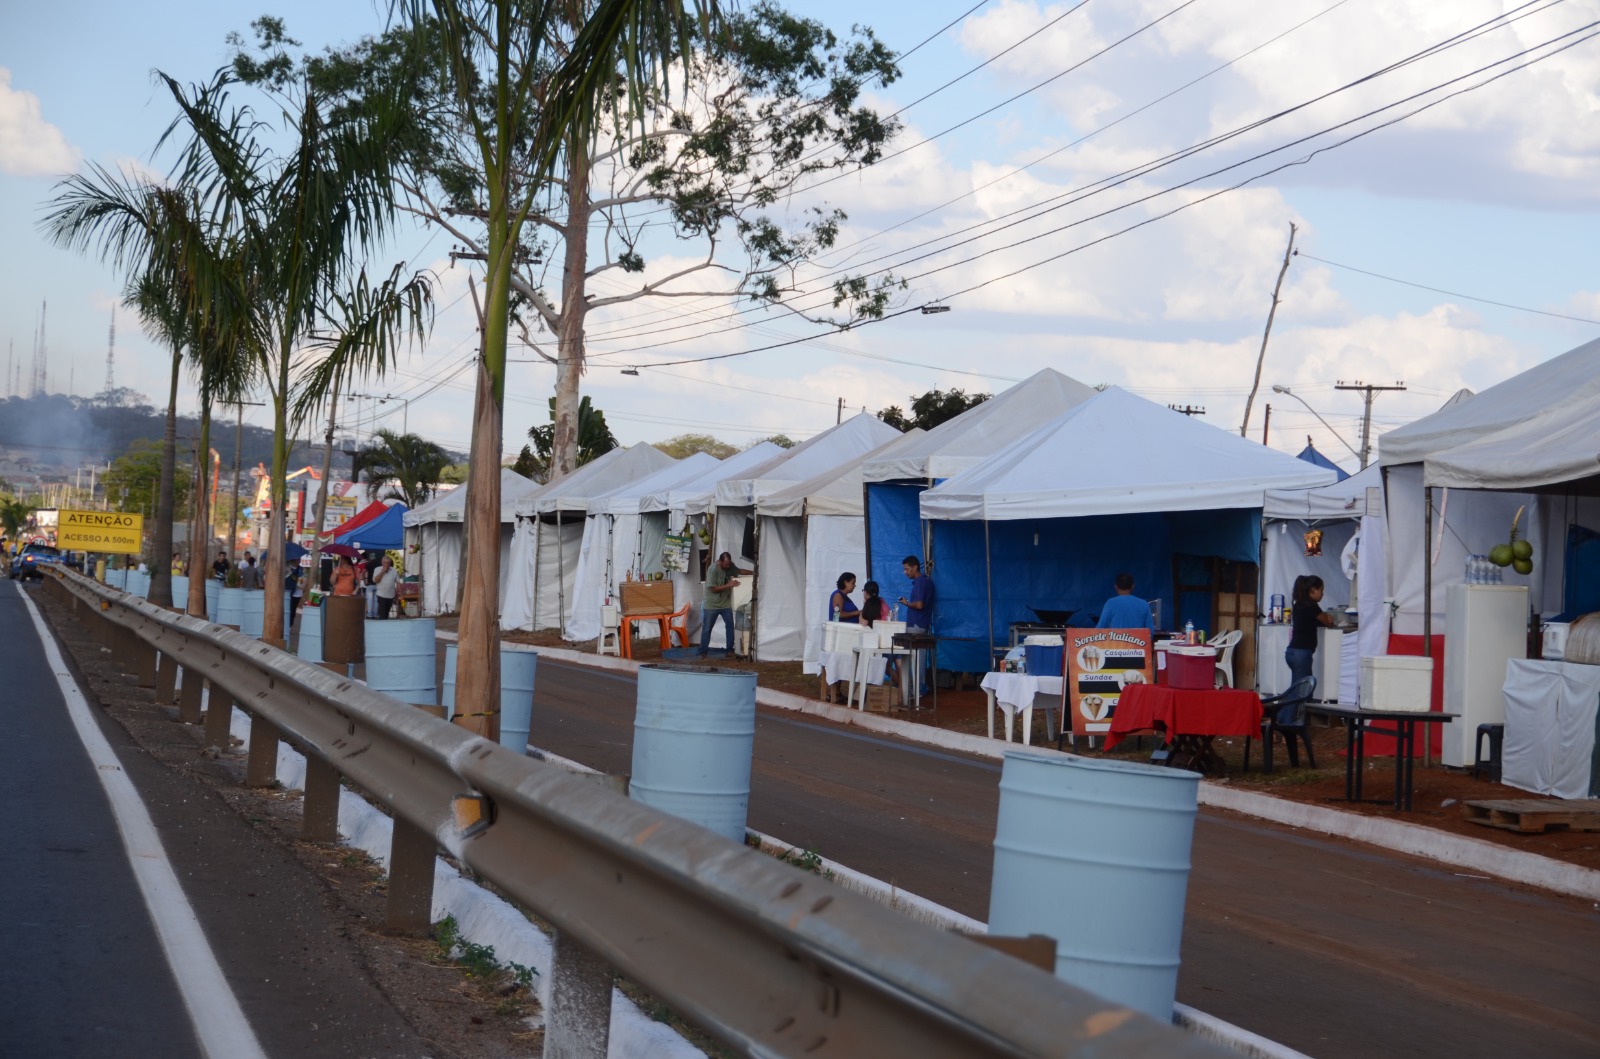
[1463,799,1600,834]
[620,580,675,615]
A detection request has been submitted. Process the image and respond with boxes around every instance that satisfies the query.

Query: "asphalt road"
[1,578,434,1057]
[529,655,1600,1059]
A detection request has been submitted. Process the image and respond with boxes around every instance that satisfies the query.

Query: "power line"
[1296,251,1600,326]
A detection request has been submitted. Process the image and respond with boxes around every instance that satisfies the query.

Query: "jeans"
[699,606,734,654]
[1284,646,1316,689]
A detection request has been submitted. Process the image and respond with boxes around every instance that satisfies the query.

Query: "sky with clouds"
[1,0,1597,471]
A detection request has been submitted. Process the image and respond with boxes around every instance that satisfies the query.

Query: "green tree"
[878,388,989,432]
[438,462,470,485]
[655,432,736,459]
[104,440,194,522]
[749,434,795,449]
[354,428,452,509]
[514,395,618,482]
[0,499,32,539]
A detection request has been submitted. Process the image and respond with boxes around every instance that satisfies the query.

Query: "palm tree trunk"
[149,349,181,608]
[261,354,290,648]
[551,134,591,483]
[187,402,212,616]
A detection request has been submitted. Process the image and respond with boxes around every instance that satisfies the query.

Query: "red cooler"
[1167,646,1218,690]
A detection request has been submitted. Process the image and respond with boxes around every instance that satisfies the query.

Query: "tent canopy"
[592,452,721,515]
[922,387,1338,521]
[1296,441,1350,481]
[716,413,903,507]
[1380,335,1600,467]
[335,502,406,550]
[519,443,676,515]
[644,441,783,514]
[863,367,1098,483]
[321,499,389,540]
[402,469,533,526]
[1264,464,1383,521]
[1423,390,1600,494]
[758,430,925,519]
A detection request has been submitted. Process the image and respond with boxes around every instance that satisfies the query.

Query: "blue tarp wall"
[866,481,929,601]
[900,506,1261,673]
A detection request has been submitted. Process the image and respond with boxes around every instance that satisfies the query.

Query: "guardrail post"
[386,817,436,932]
[155,650,178,704]
[301,756,340,843]
[129,628,157,687]
[204,692,234,751]
[245,713,279,788]
[544,930,614,1059]
[177,667,204,724]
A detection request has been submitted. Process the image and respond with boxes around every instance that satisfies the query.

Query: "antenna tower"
[33,301,48,396]
[105,307,116,396]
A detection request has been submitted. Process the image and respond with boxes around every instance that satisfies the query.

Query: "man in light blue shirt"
[1096,572,1153,630]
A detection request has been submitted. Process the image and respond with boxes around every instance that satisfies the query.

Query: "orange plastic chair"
[666,601,692,649]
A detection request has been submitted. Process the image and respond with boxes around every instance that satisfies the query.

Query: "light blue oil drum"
[442,643,539,751]
[987,751,1198,1021]
[297,603,323,664]
[363,618,437,706]
[217,586,246,629]
[127,569,150,598]
[171,575,190,613]
[238,591,264,638]
[105,568,128,590]
[205,579,220,622]
[629,664,758,844]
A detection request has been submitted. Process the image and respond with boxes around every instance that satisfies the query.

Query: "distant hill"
[0,391,461,476]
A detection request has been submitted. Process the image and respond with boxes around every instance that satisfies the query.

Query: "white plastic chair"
[1209,628,1243,687]
[598,604,622,657]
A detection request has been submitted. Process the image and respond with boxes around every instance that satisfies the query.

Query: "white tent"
[1378,338,1600,635]
[504,444,676,632]
[918,387,1336,673]
[402,468,538,616]
[754,430,924,669]
[646,441,784,515]
[863,367,1099,483]
[1263,464,1388,703]
[922,387,1336,521]
[566,452,721,642]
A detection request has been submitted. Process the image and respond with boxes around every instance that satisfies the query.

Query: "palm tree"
[0,499,32,539]
[354,429,450,509]
[152,69,429,645]
[405,0,716,736]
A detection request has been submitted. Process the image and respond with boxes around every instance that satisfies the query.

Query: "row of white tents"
[401,338,1600,694]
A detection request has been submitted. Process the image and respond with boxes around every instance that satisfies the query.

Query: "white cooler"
[1359,655,1433,712]
[872,620,907,649]
[822,621,869,652]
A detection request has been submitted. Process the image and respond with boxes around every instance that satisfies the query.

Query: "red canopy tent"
[318,500,389,542]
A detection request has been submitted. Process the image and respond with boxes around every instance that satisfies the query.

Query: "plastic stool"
[1472,722,1504,781]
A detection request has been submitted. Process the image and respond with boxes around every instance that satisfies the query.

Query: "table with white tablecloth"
[1502,658,1600,800]
[980,671,1065,743]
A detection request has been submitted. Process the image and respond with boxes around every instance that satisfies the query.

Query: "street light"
[1270,385,1362,464]
[352,393,412,434]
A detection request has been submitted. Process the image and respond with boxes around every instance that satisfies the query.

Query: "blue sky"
[3,0,1597,468]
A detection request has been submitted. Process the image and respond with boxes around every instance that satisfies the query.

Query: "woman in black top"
[1285,574,1335,689]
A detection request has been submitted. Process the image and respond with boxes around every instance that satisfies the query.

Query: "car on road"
[11,542,65,581]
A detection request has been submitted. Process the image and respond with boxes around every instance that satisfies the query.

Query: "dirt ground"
[481,619,1600,875]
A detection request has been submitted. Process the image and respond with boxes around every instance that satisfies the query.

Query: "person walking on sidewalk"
[697,551,745,658]
[374,556,399,619]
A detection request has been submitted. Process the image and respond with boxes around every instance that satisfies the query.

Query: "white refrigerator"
[1441,584,1529,769]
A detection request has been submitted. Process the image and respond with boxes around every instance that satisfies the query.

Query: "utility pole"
[1167,404,1206,416]
[836,397,844,425]
[1240,222,1297,438]
[1335,380,1406,469]
[308,382,343,590]
[1262,403,1271,446]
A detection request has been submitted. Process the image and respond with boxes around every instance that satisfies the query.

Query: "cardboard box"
[620,580,675,615]
[863,683,902,713]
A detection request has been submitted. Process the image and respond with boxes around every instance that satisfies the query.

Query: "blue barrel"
[987,751,1199,1021]
[363,618,437,706]
[171,575,190,614]
[629,664,757,843]
[217,586,246,628]
[297,603,323,663]
[127,569,150,598]
[106,568,128,590]
[238,591,264,637]
[442,644,539,751]
[205,579,220,622]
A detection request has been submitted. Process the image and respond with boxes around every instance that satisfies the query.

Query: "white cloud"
[0,68,79,177]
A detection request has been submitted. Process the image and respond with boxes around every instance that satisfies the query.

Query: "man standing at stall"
[1097,572,1154,630]
[697,551,746,658]
[899,556,934,630]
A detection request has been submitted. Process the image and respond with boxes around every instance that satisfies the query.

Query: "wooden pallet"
[1463,798,1600,834]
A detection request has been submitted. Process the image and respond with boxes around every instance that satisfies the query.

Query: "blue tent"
[1295,442,1350,482]
[334,503,407,551]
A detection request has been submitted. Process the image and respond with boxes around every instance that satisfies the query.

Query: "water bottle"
[1466,555,1479,584]
[1184,619,1195,644]
[832,599,841,622]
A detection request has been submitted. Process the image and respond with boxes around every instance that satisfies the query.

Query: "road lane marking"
[18,584,267,1059]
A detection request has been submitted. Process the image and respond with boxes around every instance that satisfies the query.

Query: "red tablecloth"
[1105,684,1263,749]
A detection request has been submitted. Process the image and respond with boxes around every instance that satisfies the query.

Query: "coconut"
[1512,539,1533,561]
[1488,543,1514,567]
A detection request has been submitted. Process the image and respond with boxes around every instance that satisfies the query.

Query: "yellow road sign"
[57,509,144,554]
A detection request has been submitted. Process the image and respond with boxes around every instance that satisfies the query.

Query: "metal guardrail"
[46,567,1227,1059]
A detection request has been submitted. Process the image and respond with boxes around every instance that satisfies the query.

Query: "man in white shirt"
[374,555,399,619]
